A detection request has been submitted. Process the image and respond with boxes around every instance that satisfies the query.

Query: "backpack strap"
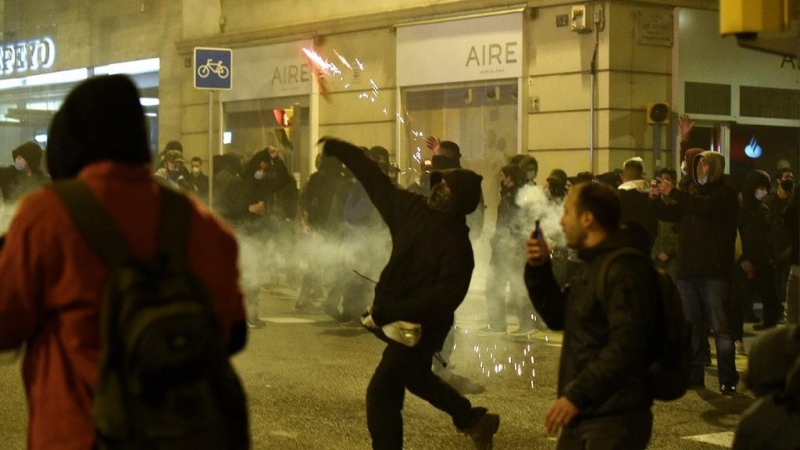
[52,179,132,268]
[593,247,647,300]
[53,179,192,270]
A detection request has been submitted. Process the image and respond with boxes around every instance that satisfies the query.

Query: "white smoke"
[232,215,392,314]
[515,184,566,249]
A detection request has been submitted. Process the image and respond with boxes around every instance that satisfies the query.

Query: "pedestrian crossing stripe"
[682,431,734,447]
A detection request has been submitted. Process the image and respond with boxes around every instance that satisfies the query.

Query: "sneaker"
[720,384,737,396]
[447,373,487,395]
[462,407,500,450]
[247,315,266,329]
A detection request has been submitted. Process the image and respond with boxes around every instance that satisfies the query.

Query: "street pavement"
[0,281,759,449]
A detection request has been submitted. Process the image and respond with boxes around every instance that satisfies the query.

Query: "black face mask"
[780,179,794,193]
[427,182,452,212]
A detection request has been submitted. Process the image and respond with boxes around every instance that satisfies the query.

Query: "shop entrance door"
[400,80,519,242]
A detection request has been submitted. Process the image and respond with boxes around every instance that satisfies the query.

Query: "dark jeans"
[367,343,473,450]
[556,408,653,450]
[678,277,739,387]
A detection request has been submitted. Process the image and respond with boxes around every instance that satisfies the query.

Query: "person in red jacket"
[0,75,246,450]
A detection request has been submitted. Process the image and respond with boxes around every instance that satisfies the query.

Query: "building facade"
[1,0,797,220]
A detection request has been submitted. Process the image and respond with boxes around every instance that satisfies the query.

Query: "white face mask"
[680,160,687,176]
[697,175,708,185]
[14,160,27,172]
[254,170,265,180]
[755,189,768,201]
[191,167,201,176]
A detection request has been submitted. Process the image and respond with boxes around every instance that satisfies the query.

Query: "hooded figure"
[319,137,499,449]
[737,170,783,330]
[47,77,150,179]
[733,326,800,450]
[240,148,296,228]
[12,142,44,173]
[651,149,740,395]
[0,141,50,203]
[0,74,246,450]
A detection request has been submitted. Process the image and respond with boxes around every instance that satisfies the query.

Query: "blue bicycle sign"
[194,47,232,90]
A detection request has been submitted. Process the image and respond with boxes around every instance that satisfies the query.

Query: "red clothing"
[0,162,245,450]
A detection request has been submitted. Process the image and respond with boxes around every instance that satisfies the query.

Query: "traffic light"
[720,0,794,35]
[273,107,294,142]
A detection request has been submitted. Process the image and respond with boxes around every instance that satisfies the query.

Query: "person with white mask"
[0,141,50,204]
[650,151,740,396]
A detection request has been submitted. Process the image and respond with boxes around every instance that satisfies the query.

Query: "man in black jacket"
[320,137,499,450]
[524,182,659,449]
[650,150,739,395]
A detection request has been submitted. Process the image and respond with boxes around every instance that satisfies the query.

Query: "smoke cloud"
[515,184,566,249]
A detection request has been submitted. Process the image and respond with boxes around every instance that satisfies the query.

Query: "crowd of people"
[0,74,799,449]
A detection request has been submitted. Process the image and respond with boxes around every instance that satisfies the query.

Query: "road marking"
[682,431,734,447]
[264,317,317,324]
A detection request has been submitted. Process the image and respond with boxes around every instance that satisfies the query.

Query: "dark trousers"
[678,277,739,387]
[556,409,653,450]
[367,343,473,450]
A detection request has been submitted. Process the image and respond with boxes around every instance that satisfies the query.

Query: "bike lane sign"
[194,47,232,90]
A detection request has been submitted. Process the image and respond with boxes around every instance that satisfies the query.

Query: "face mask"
[680,161,687,176]
[780,179,794,193]
[527,170,536,182]
[755,189,768,201]
[14,160,26,172]
[697,175,708,185]
[427,182,452,212]
[191,167,201,176]
[254,170,265,180]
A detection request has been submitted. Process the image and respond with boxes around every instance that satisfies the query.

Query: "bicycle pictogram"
[197,59,230,79]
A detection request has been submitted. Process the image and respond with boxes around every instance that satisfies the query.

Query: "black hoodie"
[738,170,775,269]
[239,149,297,228]
[0,141,50,203]
[651,151,739,277]
[322,138,482,351]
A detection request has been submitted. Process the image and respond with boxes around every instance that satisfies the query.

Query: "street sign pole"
[194,47,232,213]
[208,91,214,209]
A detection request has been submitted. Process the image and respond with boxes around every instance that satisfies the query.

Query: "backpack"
[53,180,249,450]
[594,247,692,401]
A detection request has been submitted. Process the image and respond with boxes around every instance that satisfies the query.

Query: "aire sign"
[220,40,313,102]
[0,37,56,77]
[396,13,523,86]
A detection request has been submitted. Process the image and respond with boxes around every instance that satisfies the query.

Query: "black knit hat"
[47,75,149,179]
[12,141,43,171]
[430,168,482,215]
[164,140,183,152]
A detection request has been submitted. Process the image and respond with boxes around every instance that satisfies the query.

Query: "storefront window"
[400,79,519,239]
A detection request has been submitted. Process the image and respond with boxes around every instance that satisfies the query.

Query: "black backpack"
[594,247,692,401]
[53,180,249,450]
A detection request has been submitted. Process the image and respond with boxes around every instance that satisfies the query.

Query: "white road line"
[682,431,735,447]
